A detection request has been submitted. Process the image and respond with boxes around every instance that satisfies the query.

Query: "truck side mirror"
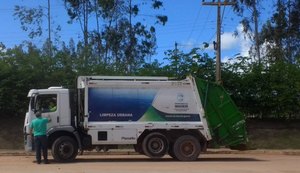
[30,93,39,113]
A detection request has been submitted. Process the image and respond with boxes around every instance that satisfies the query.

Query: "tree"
[137,59,171,76]
[222,55,300,119]
[0,44,45,116]
[14,2,60,57]
[233,0,263,64]
[65,0,91,48]
[14,5,44,39]
[260,0,300,63]
[64,0,167,74]
[164,46,214,80]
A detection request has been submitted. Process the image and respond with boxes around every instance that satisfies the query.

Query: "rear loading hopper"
[195,77,247,149]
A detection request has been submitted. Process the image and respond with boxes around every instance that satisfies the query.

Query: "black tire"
[133,144,144,154]
[51,136,78,162]
[142,132,169,158]
[172,135,201,161]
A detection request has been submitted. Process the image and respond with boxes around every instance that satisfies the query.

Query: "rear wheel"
[142,132,169,158]
[173,135,200,161]
[51,136,78,162]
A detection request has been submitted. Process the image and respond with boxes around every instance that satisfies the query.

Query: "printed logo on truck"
[88,87,200,122]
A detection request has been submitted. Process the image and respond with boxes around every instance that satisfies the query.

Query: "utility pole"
[202,0,235,84]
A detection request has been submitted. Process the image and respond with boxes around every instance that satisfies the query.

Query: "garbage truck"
[24,76,247,162]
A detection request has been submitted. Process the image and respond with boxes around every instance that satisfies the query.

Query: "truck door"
[36,94,60,128]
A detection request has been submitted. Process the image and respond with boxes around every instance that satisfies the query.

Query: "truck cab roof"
[27,87,69,97]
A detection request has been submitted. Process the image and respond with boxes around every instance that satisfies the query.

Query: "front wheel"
[172,135,201,161]
[133,144,144,154]
[51,136,78,162]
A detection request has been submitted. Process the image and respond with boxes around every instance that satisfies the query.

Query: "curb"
[1,149,300,156]
[205,149,300,156]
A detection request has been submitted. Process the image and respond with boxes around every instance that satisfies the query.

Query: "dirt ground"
[0,153,299,173]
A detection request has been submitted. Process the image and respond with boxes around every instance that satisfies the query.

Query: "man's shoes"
[32,160,41,164]
[43,160,49,164]
[33,160,49,164]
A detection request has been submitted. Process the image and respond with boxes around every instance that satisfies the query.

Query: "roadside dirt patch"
[1,154,300,173]
[0,116,23,149]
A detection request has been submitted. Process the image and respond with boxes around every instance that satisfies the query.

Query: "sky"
[0,0,274,65]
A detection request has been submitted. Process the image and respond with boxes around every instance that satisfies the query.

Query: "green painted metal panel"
[195,77,247,147]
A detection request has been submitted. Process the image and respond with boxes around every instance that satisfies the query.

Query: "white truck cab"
[24,87,74,151]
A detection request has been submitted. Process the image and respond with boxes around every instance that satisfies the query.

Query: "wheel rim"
[58,141,74,159]
[148,137,164,154]
[180,140,196,157]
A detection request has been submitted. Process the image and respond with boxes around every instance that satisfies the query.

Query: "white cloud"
[0,45,7,54]
[220,24,252,56]
[181,39,201,50]
[180,24,253,58]
[236,24,252,57]
[203,24,252,57]
[221,32,239,50]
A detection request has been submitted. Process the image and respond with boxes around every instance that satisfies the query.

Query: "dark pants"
[34,135,48,163]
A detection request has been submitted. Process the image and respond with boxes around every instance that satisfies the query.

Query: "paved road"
[0,153,299,173]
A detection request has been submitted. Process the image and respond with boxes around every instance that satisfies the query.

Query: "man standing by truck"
[30,111,51,164]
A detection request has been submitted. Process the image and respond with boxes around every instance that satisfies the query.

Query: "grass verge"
[247,129,300,149]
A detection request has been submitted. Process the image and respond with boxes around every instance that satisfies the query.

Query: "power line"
[202,0,236,84]
[196,6,213,42]
[208,31,217,43]
[186,5,203,41]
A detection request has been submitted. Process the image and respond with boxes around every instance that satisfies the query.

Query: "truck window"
[36,94,57,113]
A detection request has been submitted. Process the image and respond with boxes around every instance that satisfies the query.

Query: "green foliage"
[63,0,167,74]
[0,44,46,116]
[136,59,170,76]
[4,0,300,121]
[164,47,215,80]
[222,58,300,119]
[1,40,300,120]
[156,15,168,25]
[163,42,300,120]
[152,0,163,9]
[261,0,300,63]
[14,5,44,38]
[225,0,300,119]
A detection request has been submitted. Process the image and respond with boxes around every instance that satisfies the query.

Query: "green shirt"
[30,117,49,136]
[49,106,57,112]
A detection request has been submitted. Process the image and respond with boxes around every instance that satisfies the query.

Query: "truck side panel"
[87,86,200,122]
[82,77,210,146]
